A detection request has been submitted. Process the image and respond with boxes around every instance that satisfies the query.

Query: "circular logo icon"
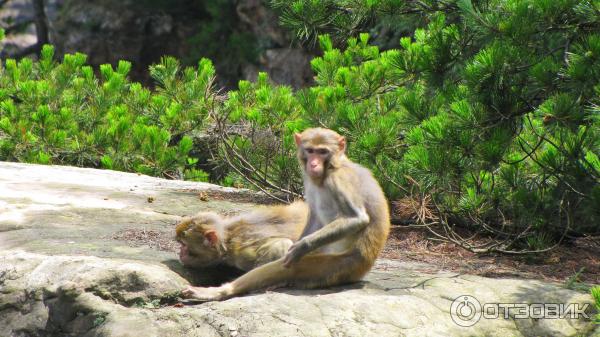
[450,295,482,327]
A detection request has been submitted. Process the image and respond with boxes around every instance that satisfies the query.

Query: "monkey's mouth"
[308,169,323,178]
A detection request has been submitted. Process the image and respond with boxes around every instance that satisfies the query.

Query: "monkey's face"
[176,216,222,268]
[294,128,346,179]
[303,146,330,178]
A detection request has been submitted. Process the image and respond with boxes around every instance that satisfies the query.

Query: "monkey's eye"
[316,148,329,155]
[306,148,315,154]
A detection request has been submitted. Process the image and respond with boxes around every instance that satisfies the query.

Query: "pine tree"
[0,46,214,181]
[218,0,600,252]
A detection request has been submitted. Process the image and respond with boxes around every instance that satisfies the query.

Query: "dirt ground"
[381,227,600,286]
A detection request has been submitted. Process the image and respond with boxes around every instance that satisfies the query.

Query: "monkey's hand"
[283,239,310,268]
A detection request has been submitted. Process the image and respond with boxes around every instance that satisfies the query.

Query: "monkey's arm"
[304,211,368,246]
[283,203,369,267]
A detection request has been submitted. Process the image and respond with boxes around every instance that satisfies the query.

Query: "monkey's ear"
[294,133,302,146]
[338,136,346,152]
[204,230,219,246]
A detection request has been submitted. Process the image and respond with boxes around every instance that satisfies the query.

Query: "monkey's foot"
[181,284,232,302]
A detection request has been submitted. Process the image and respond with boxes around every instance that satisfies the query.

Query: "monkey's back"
[225,201,308,245]
[346,162,391,263]
[219,201,309,270]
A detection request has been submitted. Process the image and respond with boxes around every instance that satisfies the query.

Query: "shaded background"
[0,0,314,89]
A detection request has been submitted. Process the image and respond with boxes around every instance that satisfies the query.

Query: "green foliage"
[269,0,456,47]
[216,0,600,249]
[592,286,600,324]
[215,72,305,198]
[0,49,213,179]
[92,312,108,328]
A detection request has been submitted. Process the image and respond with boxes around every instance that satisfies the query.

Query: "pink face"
[178,241,195,266]
[177,229,219,268]
[305,147,329,178]
[294,131,346,180]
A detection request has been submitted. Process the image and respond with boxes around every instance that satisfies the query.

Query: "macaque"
[176,201,308,271]
[181,127,390,301]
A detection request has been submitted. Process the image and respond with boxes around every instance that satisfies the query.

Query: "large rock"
[0,162,597,337]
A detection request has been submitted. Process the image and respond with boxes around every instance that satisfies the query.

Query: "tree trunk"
[32,0,49,48]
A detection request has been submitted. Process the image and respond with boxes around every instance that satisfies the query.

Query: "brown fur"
[176,201,308,271]
[182,128,390,301]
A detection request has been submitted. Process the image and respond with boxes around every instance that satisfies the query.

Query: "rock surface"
[0,162,597,337]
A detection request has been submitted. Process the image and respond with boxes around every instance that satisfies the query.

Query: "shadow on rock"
[161,259,244,287]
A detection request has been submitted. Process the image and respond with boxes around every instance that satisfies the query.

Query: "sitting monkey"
[176,201,308,271]
[182,128,391,301]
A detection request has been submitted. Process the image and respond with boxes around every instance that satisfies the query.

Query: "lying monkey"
[176,201,308,271]
[182,128,390,301]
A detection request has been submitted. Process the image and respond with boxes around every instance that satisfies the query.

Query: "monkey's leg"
[181,252,369,301]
